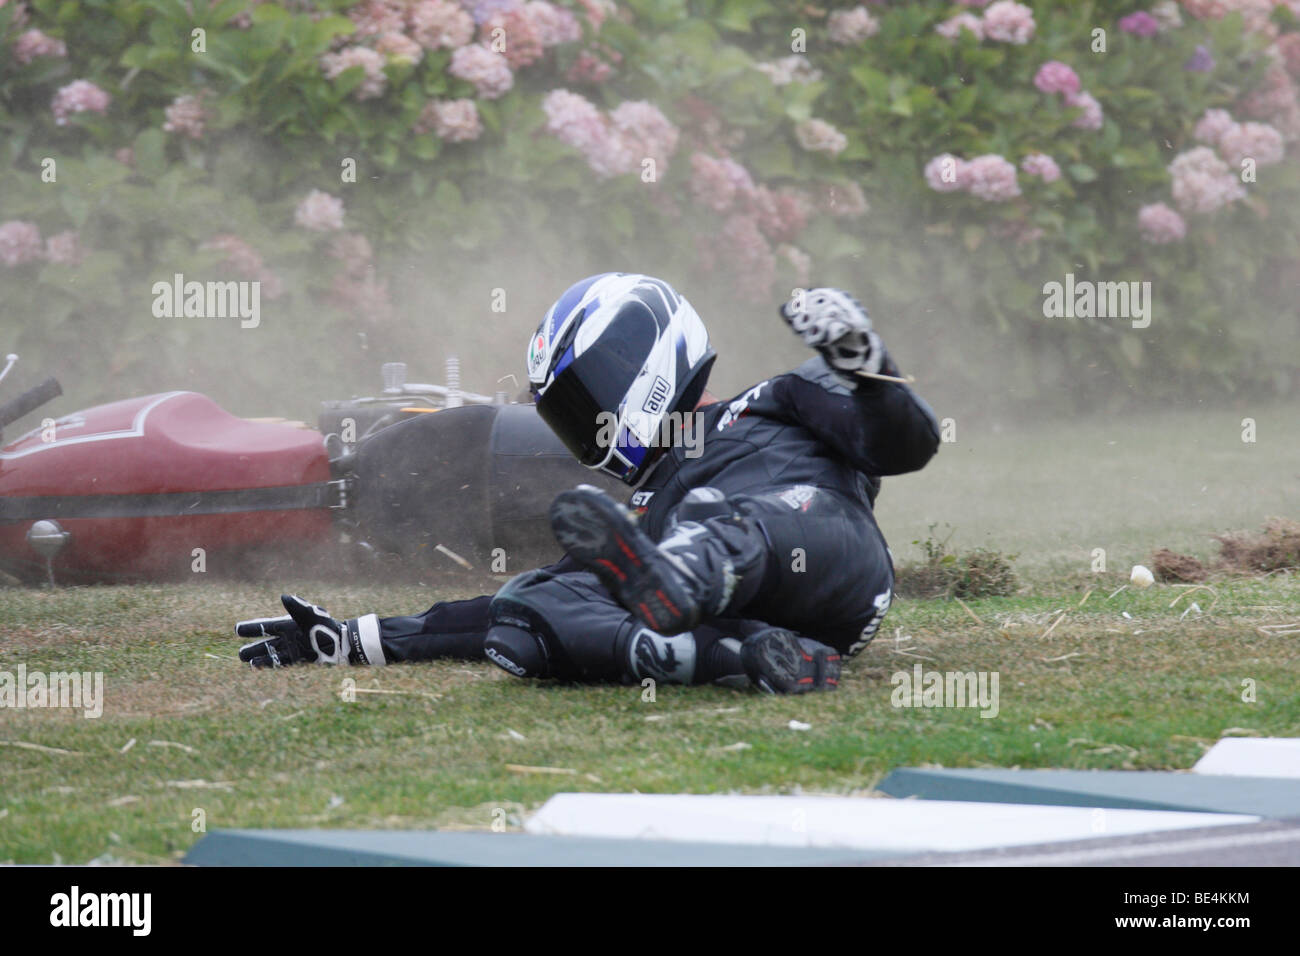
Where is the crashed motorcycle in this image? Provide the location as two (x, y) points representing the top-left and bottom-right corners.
(0, 354), (616, 585)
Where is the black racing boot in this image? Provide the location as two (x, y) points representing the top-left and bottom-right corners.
(740, 628), (841, 694)
(549, 485), (770, 636)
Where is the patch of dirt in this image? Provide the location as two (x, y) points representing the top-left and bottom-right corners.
(1151, 517), (1300, 581)
(1214, 517), (1300, 574)
(1150, 548), (1207, 583)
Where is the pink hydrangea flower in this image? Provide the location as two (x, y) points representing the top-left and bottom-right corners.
(828, 6), (880, 45)
(51, 80), (111, 126)
(13, 28), (66, 66)
(1217, 121), (1285, 166)
(541, 88), (608, 154)
(463, 0), (523, 24)
(320, 46), (388, 100)
(1274, 33), (1300, 78)
(965, 154), (1021, 201)
(924, 153), (969, 192)
(610, 100), (680, 170)
(1194, 108), (1237, 145)
(754, 55), (823, 85)
(575, 0), (614, 31)
(717, 214), (775, 302)
(794, 118), (847, 155)
(0, 221), (43, 267)
(1137, 203), (1187, 243)
(409, 0), (475, 50)
(719, 157), (758, 202)
(448, 44), (514, 98)
(1034, 61), (1081, 96)
(0, 0), (31, 29)
(981, 1), (1035, 44)
(1240, 65), (1300, 141)
(163, 94), (208, 140)
(376, 32), (424, 64)
(1020, 152), (1061, 182)
(417, 98), (483, 142)
(818, 181), (869, 217)
(1065, 90), (1104, 130)
(689, 153), (753, 212)
(1118, 11), (1160, 37)
(202, 233), (283, 298)
(330, 269), (393, 327)
(585, 133), (640, 179)
(480, 9), (544, 68)
(566, 49), (614, 84)
(523, 1), (581, 46)
(295, 190), (345, 232)
(1150, 1), (1183, 30)
(935, 12), (985, 40)
(1184, 0), (1282, 38)
(753, 187), (810, 244)
(43, 230), (81, 266)
(540, 89), (645, 177)
(328, 233), (374, 276)
(1180, 0), (1230, 19)
(349, 0), (406, 37)
(1241, 64), (1298, 119)
(1168, 147), (1247, 213)
(203, 234), (266, 278)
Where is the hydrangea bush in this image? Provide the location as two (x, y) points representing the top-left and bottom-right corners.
(1, 0), (1297, 413)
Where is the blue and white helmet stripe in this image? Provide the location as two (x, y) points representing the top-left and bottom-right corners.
(529, 273), (713, 482)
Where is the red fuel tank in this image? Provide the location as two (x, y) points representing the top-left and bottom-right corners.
(0, 391), (333, 582)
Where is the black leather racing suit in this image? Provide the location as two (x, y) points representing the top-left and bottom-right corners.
(358, 356), (940, 685)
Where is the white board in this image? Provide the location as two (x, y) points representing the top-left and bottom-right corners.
(1193, 738), (1300, 779)
(525, 793), (1257, 853)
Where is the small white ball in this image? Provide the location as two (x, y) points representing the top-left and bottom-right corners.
(1130, 565), (1155, 589)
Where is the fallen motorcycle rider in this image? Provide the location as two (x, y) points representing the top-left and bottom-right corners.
(236, 274), (940, 694)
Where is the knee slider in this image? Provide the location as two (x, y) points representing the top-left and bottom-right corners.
(673, 486), (733, 525)
(484, 624), (551, 679)
(626, 627), (697, 684)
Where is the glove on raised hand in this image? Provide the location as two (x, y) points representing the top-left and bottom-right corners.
(779, 287), (885, 380)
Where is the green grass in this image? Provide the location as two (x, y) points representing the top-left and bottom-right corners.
(877, 401), (1300, 575)
(1, 574), (1297, 864)
(1, 403), (1298, 864)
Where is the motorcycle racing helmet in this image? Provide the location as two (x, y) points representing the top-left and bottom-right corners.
(527, 273), (716, 485)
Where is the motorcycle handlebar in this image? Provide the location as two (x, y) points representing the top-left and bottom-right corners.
(0, 376), (62, 433)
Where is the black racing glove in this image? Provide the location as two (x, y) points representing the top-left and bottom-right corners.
(779, 287), (885, 381)
(236, 594), (385, 668)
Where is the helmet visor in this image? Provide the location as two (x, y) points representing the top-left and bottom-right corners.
(534, 304), (659, 467)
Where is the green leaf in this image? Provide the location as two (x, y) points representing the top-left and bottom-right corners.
(207, 0), (247, 25)
(949, 85), (977, 117)
(133, 128), (167, 179)
(251, 2), (292, 25)
(849, 63), (888, 98)
(716, 0), (770, 31)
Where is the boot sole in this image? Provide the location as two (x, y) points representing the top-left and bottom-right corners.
(741, 629), (841, 694)
(550, 487), (700, 635)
